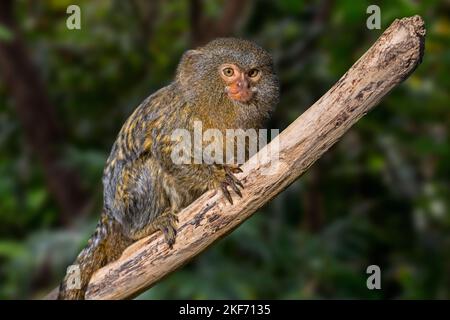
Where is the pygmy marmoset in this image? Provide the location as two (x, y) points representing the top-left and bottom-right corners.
(58, 38), (279, 299)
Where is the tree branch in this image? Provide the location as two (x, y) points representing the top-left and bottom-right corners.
(46, 15), (425, 300)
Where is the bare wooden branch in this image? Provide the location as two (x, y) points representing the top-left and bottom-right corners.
(47, 15), (425, 300)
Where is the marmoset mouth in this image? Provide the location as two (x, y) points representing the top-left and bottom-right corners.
(226, 86), (253, 102)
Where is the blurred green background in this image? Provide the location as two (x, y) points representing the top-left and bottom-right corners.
(0, 0), (449, 299)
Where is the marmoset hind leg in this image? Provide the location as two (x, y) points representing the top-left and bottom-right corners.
(112, 158), (188, 247)
(126, 209), (179, 247)
(112, 159), (244, 247)
(119, 164), (244, 245)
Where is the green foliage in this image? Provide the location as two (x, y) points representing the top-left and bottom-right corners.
(0, 0), (449, 299)
(0, 25), (13, 41)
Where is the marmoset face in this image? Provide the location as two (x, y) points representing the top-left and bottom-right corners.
(219, 63), (261, 103)
(177, 38), (279, 109)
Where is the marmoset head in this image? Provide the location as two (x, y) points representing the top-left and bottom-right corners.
(176, 38), (279, 110)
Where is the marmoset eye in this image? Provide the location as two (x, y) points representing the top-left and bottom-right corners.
(223, 67), (234, 77)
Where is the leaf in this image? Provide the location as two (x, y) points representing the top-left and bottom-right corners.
(0, 241), (26, 258)
(27, 189), (47, 211)
(0, 24), (13, 42)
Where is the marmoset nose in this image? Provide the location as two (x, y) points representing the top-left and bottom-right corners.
(237, 77), (250, 89)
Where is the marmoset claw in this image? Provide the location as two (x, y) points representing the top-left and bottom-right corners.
(220, 165), (244, 204)
(157, 212), (178, 248)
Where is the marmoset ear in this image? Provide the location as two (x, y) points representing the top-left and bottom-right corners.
(176, 49), (203, 85)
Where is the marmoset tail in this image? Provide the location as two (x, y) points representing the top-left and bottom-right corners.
(58, 38), (279, 299)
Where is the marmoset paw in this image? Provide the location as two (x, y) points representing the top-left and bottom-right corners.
(220, 165), (244, 205)
(157, 212), (178, 248)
